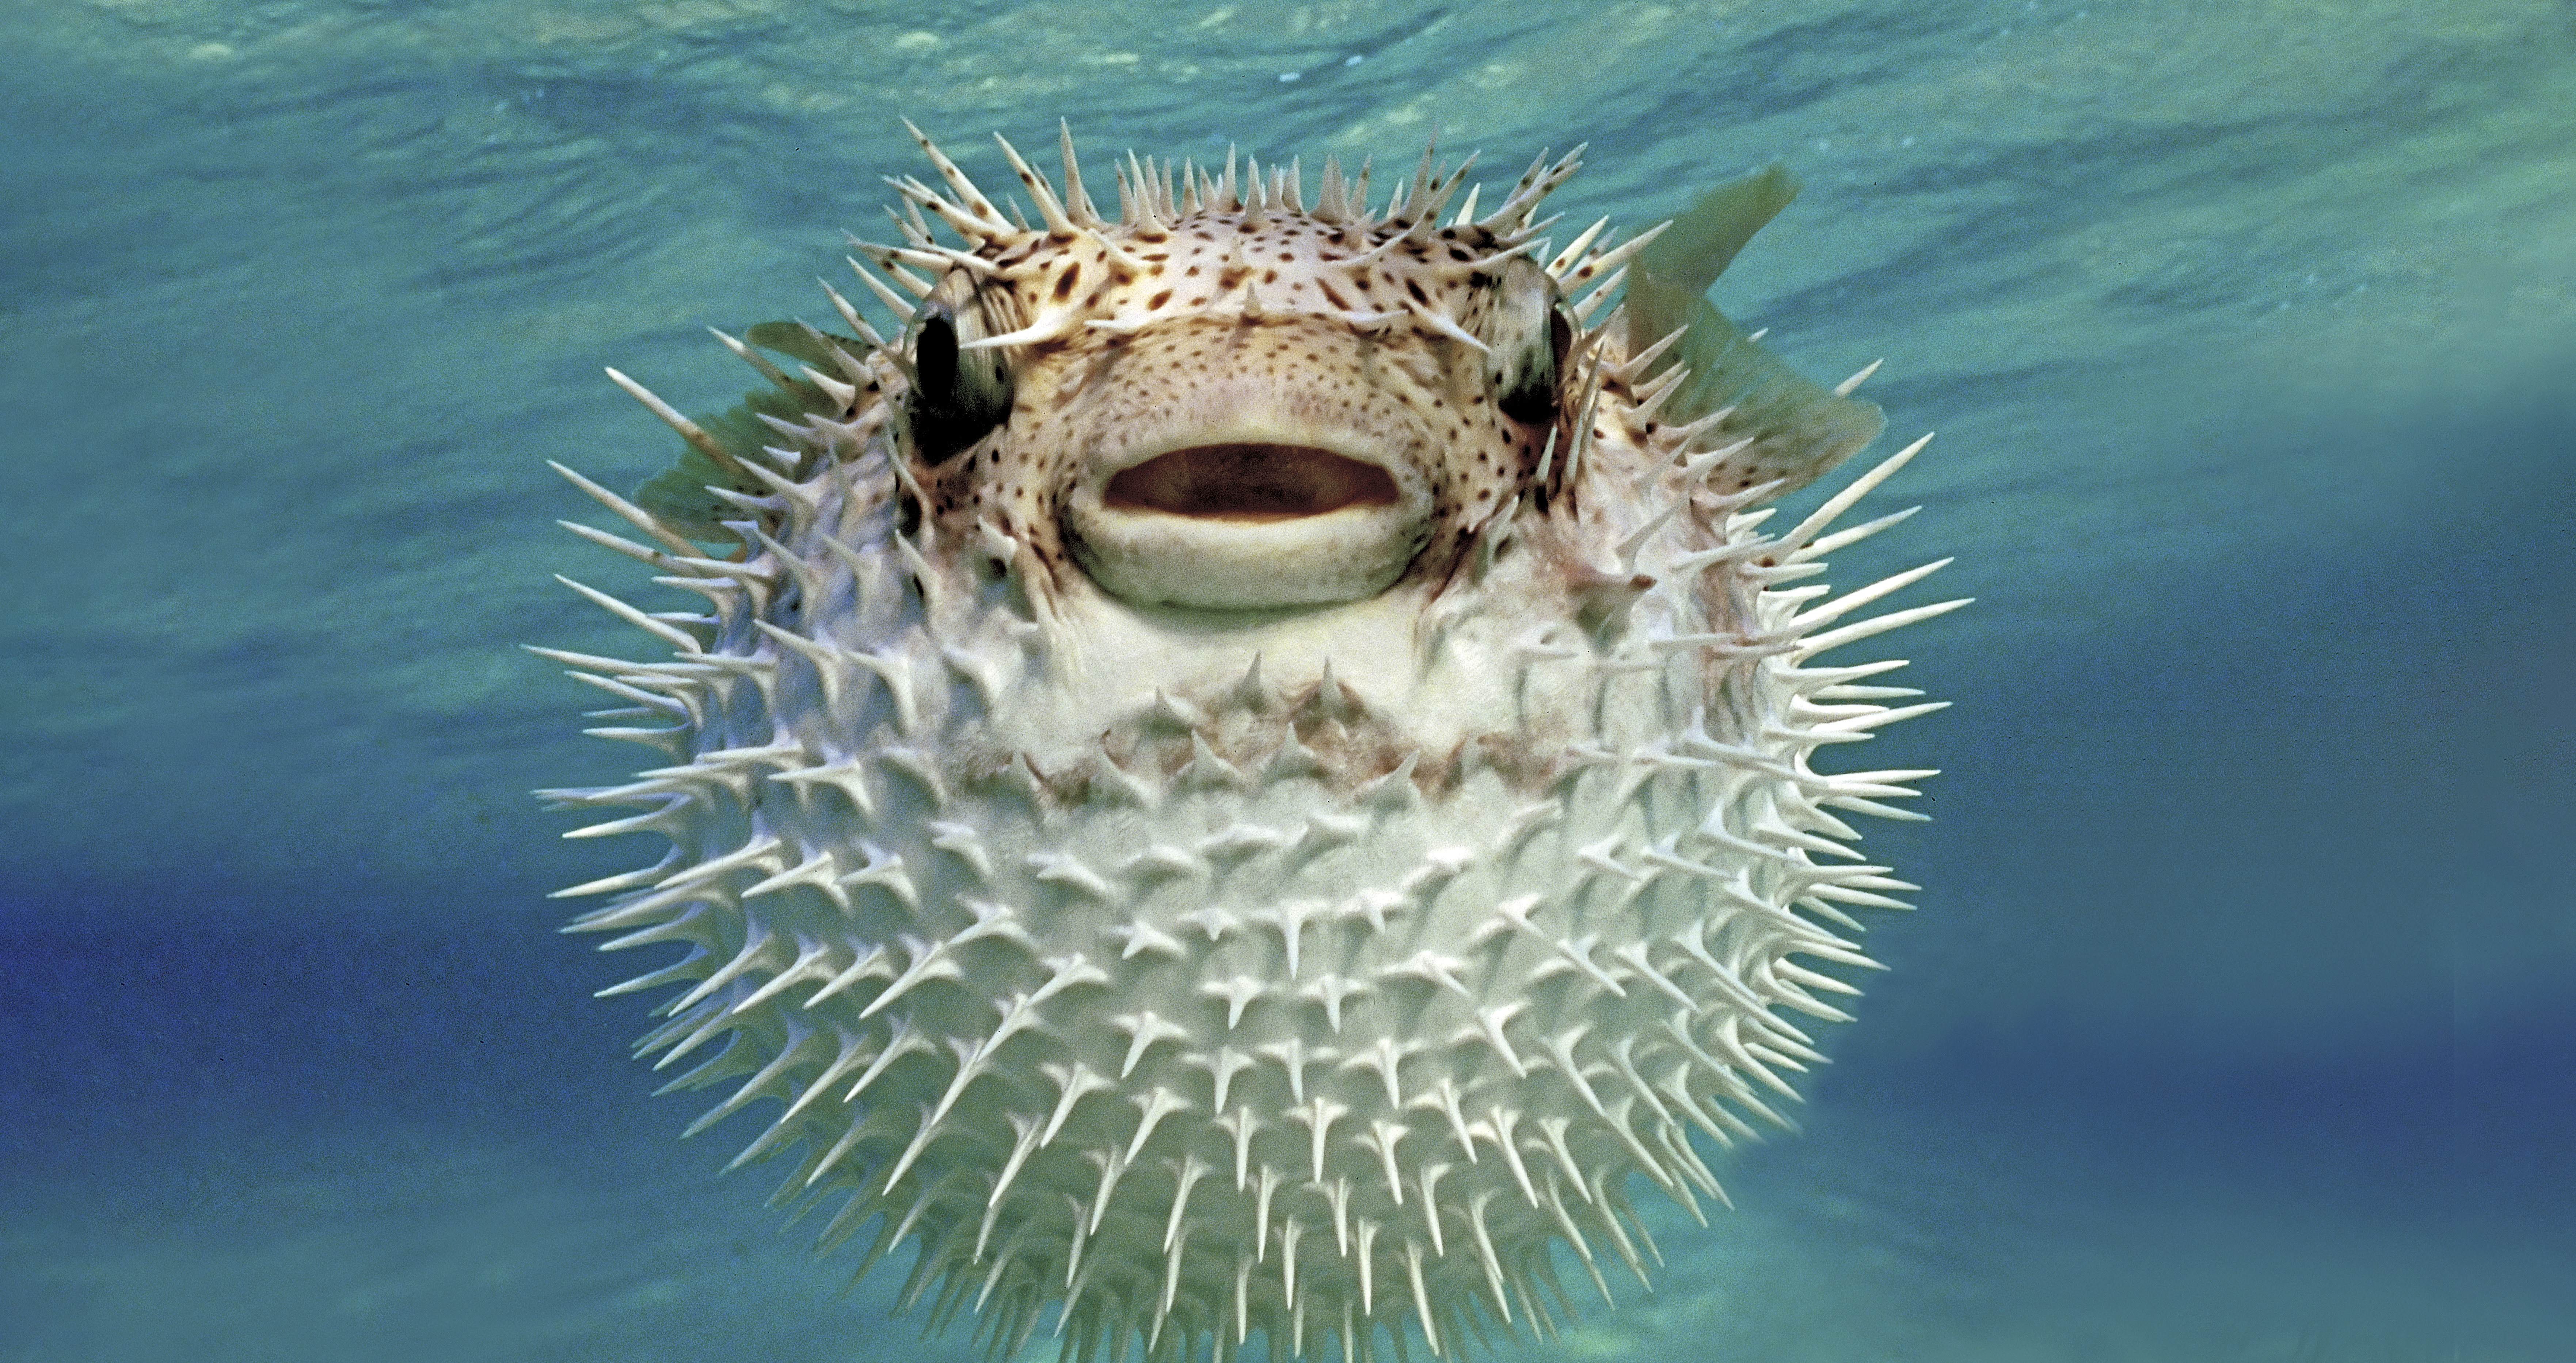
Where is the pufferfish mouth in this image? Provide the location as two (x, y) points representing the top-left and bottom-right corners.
(1064, 435), (1432, 612)
(1102, 444), (1403, 522)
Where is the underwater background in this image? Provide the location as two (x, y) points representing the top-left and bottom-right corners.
(3, 0), (2570, 1359)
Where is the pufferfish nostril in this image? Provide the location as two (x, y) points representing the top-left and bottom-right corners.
(1103, 444), (1401, 522)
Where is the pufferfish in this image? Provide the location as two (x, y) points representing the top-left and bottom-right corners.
(538, 122), (1960, 1363)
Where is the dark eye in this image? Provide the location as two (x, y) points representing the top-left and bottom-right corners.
(1497, 306), (1570, 426)
(906, 297), (1014, 466)
(1484, 257), (1568, 427)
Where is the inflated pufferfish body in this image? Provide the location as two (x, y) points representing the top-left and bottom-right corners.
(543, 124), (1960, 1363)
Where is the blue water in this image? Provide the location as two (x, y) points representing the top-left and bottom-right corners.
(4, 1), (2570, 1359)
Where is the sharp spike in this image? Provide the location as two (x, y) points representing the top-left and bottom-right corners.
(1466, 1191), (1512, 1322)
(549, 461), (707, 558)
(1451, 233), (1551, 272)
(886, 173), (1012, 244)
(604, 368), (749, 482)
(1604, 323), (1687, 383)
(1403, 296), (1491, 354)
(1564, 217), (1672, 287)
(1834, 356), (1884, 396)
(1240, 154), (1267, 230)
(1314, 153), (1347, 221)
(1126, 151), (1169, 232)
(1795, 592), (1971, 654)
(811, 280), (895, 358)
(1570, 265), (1630, 323)
(956, 311), (1080, 351)
(556, 575), (703, 652)
(1790, 504), (1922, 562)
(993, 130), (1078, 236)
(1782, 558), (1953, 634)
(901, 118), (1013, 235)
(1405, 1240), (1443, 1357)
(1482, 145), (1584, 233)
(707, 326), (796, 392)
(856, 238), (1002, 280)
(1399, 138), (1439, 222)
(1774, 432), (1934, 556)
(1057, 120), (1101, 226)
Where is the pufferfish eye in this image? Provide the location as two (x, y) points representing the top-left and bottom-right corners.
(905, 274), (1016, 467)
(1483, 255), (1572, 427)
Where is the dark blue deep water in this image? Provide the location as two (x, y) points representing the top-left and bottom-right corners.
(4, 2), (2570, 1359)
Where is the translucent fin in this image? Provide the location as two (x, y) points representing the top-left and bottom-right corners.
(1622, 164), (1884, 502)
(741, 319), (865, 372)
(633, 322), (868, 545)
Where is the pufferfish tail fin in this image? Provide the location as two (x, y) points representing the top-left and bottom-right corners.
(633, 322), (867, 546)
(1622, 163), (1886, 503)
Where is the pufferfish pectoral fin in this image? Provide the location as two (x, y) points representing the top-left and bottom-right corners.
(1624, 163), (1887, 503)
(632, 322), (872, 547)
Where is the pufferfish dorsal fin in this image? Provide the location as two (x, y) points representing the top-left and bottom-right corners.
(1623, 163), (1886, 503)
(633, 322), (868, 546)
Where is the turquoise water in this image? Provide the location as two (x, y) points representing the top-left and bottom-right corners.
(4, 1), (2571, 1359)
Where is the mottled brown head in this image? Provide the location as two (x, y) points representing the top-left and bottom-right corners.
(859, 125), (1646, 611)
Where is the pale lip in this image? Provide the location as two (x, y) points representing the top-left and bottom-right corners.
(1062, 425), (1434, 612)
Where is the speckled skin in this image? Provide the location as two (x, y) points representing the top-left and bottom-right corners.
(545, 126), (1956, 1363)
(912, 212), (1568, 589)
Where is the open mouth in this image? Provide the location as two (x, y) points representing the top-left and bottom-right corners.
(1065, 438), (1430, 611)
(1102, 444), (1402, 522)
